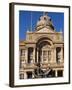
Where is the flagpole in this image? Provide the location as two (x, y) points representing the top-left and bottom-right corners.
(31, 11), (32, 31)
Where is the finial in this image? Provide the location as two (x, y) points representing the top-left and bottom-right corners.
(43, 12), (48, 16)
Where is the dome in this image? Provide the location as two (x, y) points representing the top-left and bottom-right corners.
(36, 13), (54, 31)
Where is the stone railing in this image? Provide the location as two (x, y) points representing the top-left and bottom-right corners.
(21, 62), (63, 69)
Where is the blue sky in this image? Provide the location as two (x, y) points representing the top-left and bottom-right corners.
(19, 11), (64, 40)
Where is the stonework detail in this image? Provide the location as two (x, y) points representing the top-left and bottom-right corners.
(19, 14), (64, 79)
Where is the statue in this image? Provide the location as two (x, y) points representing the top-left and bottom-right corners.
(33, 62), (53, 78)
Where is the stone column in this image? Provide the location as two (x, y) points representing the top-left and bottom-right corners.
(55, 70), (57, 77)
(63, 70), (64, 77)
(53, 48), (56, 63)
(33, 47), (35, 63)
(46, 50), (50, 63)
(25, 48), (28, 63)
(24, 72), (27, 79)
(42, 50), (43, 63)
(61, 47), (63, 63)
(19, 50), (21, 57)
(32, 71), (35, 79)
(37, 48), (38, 63)
(50, 49), (53, 63)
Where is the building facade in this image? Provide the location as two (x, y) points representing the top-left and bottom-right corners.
(19, 13), (64, 79)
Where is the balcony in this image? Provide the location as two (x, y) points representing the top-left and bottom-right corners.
(20, 62), (64, 70)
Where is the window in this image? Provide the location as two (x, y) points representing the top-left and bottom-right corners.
(27, 72), (32, 79)
(22, 49), (25, 56)
(43, 51), (47, 61)
(20, 73), (24, 79)
(57, 70), (63, 77)
(52, 70), (55, 77)
(43, 51), (47, 56)
(20, 50), (26, 67)
(43, 50), (51, 62)
(28, 48), (33, 63)
(20, 60), (24, 68)
(20, 57), (26, 68)
(48, 51), (51, 61)
(56, 47), (61, 63)
(21, 49), (25, 56)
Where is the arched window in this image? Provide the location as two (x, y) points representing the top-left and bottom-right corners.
(36, 37), (53, 63)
